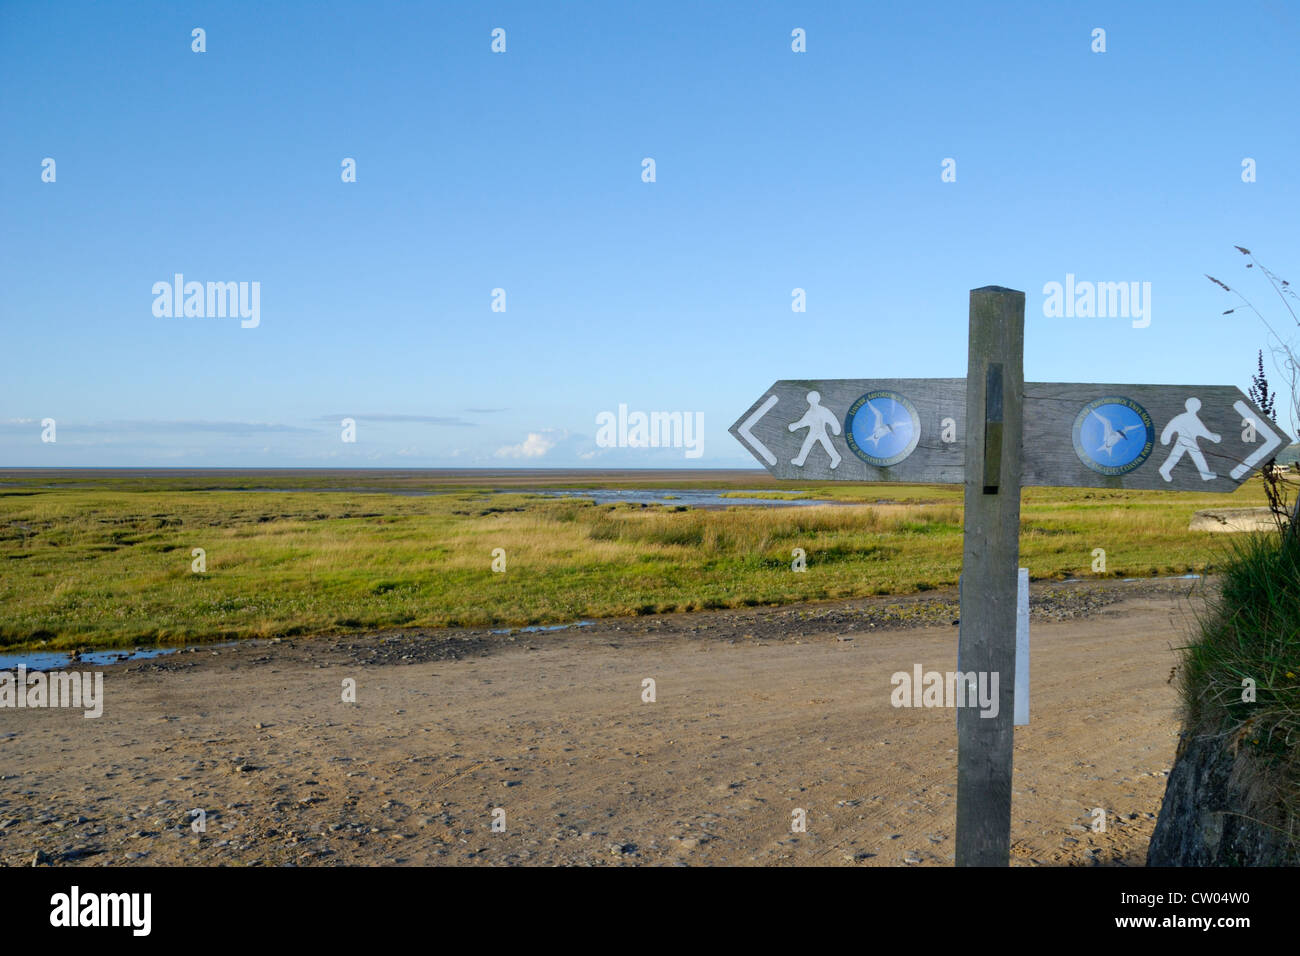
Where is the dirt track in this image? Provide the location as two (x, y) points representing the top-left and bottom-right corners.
(0, 579), (1204, 866)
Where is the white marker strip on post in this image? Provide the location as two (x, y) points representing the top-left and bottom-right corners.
(1014, 567), (1029, 726)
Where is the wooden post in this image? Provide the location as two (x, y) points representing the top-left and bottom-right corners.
(956, 286), (1024, 866)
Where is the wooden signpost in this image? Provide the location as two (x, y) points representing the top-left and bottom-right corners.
(730, 285), (1292, 866)
(956, 287), (1023, 866)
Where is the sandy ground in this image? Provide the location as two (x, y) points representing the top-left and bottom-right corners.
(0, 580), (1204, 867)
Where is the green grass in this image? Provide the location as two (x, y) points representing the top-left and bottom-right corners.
(0, 475), (1271, 651)
(1179, 529), (1300, 845)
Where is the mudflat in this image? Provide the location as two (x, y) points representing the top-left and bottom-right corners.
(0, 579), (1202, 866)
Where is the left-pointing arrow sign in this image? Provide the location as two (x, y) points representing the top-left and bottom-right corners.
(736, 394), (779, 466)
(729, 378), (969, 482)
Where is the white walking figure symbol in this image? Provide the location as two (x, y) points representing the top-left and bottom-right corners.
(789, 391), (841, 469)
(1158, 397), (1221, 482)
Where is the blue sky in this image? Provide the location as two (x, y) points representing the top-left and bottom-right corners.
(3, 0), (1298, 467)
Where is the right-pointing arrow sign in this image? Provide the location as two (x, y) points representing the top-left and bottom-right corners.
(1230, 399), (1284, 481)
(1020, 383), (1291, 492)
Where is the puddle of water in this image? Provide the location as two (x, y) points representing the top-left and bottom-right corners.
(490, 621), (595, 636)
(1060, 574), (1203, 584)
(526, 489), (830, 507)
(194, 487), (832, 507)
(14, 483), (836, 508)
(217, 487), (441, 497)
(0, 643), (236, 672)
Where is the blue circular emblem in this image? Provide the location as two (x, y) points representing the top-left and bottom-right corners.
(1072, 397), (1155, 475)
(845, 390), (921, 467)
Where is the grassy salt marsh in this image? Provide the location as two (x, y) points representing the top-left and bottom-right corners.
(0, 471), (1268, 650)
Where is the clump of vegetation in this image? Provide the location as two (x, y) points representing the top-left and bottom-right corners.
(1179, 530), (1300, 848)
(1208, 247), (1300, 533)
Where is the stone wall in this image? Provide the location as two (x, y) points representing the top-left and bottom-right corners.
(1148, 730), (1297, 866)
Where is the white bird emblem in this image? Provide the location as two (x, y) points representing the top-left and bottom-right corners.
(1091, 409), (1144, 457)
(866, 402), (908, 448)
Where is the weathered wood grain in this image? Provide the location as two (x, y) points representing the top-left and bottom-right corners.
(956, 286), (1023, 867)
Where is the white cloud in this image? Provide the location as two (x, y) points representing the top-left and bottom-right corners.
(495, 431), (558, 459)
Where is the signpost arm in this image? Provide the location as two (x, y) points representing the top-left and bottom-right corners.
(956, 286), (1024, 866)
